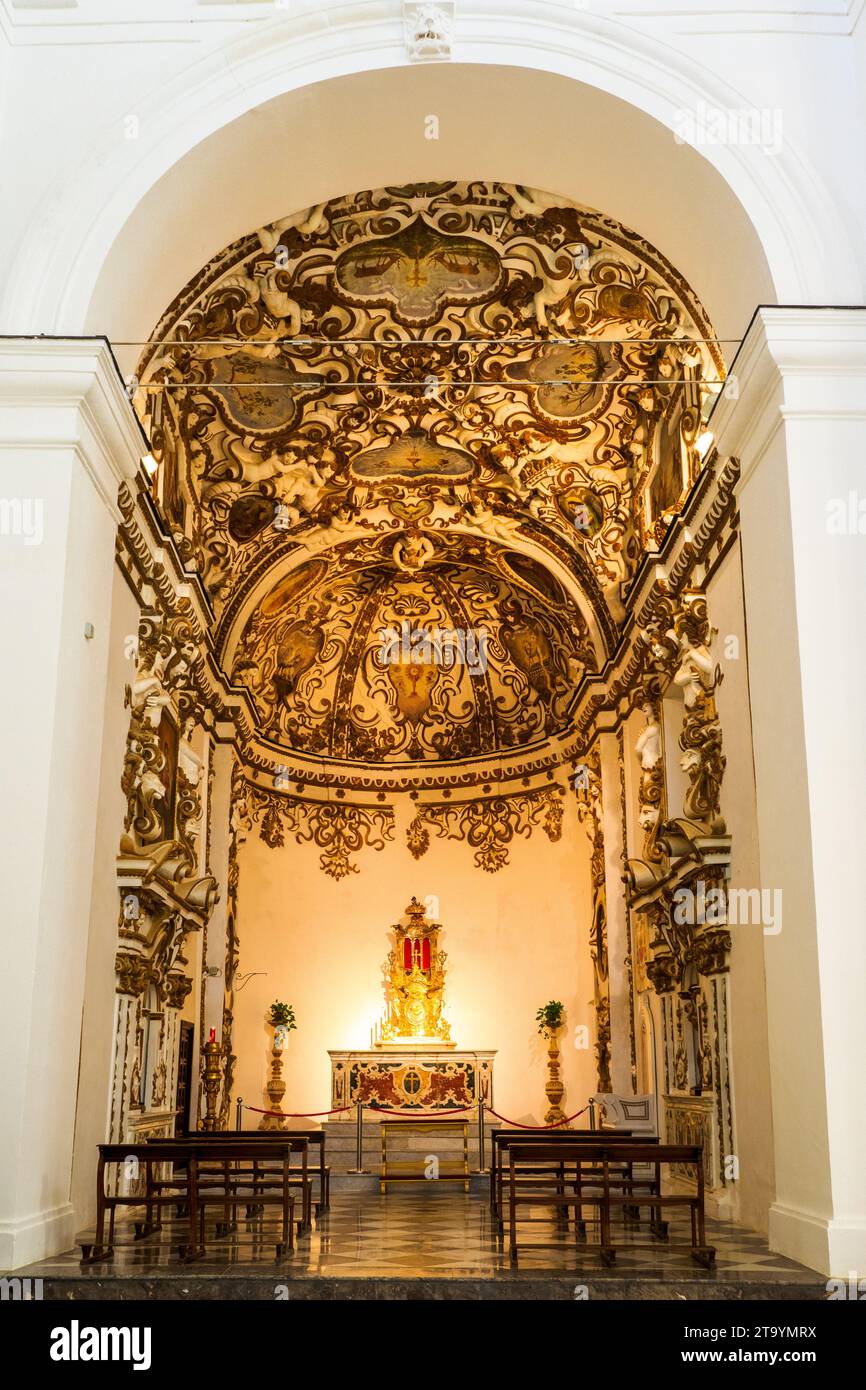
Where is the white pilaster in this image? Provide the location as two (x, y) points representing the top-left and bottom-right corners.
(0, 340), (142, 1267)
(713, 307), (866, 1277)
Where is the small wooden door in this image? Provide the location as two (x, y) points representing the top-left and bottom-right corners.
(174, 1021), (194, 1136)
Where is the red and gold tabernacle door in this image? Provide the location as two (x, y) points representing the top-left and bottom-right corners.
(379, 896), (450, 1046)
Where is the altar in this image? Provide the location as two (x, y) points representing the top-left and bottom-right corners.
(329, 1048), (495, 1115)
(329, 896), (495, 1115)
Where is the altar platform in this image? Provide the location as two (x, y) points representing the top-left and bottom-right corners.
(15, 1189), (827, 1302)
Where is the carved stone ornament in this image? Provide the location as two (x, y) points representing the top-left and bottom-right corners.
(403, 0), (454, 62)
(242, 779), (396, 880)
(407, 785), (564, 873)
(115, 951), (150, 998)
(119, 611), (218, 914)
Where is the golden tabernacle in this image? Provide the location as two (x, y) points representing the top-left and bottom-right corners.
(379, 896), (451, 1047)
(329, 895), (496, 1113)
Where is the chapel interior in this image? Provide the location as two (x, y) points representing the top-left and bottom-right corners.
(2, 3), (864, 1309)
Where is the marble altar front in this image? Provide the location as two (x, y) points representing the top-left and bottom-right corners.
(329, 1049), (495, 1115)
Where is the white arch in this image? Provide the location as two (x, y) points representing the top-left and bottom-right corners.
(1, 2), (859, 345)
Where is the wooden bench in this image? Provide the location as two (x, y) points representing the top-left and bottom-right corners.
(80, 1139), (297, 1264)
(191, 1129), (330, 1214)
(507, 1142), (715, 1269)
(148, 1133), (316, 1233)
(491, 1129), (650, 1220)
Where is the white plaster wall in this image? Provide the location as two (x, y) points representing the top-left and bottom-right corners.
(0, 435), (129, 1265)
(1, 2), (864, 347)
(231, 792), (597, 1126)
(69, 566), (140, 1229)
(707, 538), (775, 1234)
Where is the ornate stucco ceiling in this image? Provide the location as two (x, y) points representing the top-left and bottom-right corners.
(233, 545), (594, 764)
(135, 181), (720, 784)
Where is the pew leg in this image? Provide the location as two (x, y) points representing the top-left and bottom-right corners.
(650, 1203), (668, 1238)
(276, 1192), (294, 1260)
(81, 1191), (114, 1266)
(650, 1194), (669, 1240)
(599, 1189), (615, 1266)
(572, 1184), (587, 1240)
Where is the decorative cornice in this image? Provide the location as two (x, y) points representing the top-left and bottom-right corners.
(710, 307), (866, 489)
(0, 337), (144, 520)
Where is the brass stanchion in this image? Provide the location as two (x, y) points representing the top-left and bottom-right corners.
(477, 1098), (486, 1173)
(348, 1101), (367, 1173)
(235, 1096), (243, 1130)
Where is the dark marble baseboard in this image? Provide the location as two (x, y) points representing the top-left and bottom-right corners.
(29, 1272), (829, 1301)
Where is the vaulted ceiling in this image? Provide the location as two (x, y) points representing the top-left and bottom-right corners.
(136, 181), (720, 783)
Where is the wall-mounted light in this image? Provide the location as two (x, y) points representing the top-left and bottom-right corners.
(695, 430), (715, 460)
(141, 453), (159, 476)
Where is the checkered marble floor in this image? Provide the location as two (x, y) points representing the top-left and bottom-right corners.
(19, 1187), (824, 1292)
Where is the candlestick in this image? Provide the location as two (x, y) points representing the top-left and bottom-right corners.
(201, 1034), (222, 1132)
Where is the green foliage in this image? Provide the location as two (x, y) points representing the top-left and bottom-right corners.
(267, 1001), (297, 1030)
(535, 1000), (564, 1036)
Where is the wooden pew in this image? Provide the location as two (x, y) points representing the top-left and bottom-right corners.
(506, 1142), (715, 1268)
(491, 1129), (651, 1220)
(80, 1139), (297, 1264)
(189, 1129), (329, 1214)
(146, 1134), (312, 1235)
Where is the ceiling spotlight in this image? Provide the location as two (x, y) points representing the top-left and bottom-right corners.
(695, 430), (714, 460)
(142, 452), (159, 476)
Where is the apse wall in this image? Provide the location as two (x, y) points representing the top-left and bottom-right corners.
(231, 793), (596, 1127)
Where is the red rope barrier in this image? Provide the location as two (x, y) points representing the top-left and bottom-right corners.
(243, 1104), (352, 1118)
(484, 1104), (590, 1130)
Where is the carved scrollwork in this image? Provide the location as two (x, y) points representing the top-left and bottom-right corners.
(242, 779), (396, 880)
(115, 951), (150, 997)
(407, 785), (564, 873)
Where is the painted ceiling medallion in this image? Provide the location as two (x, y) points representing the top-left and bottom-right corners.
(351, 431), (475, 481)
(335, 217), (501, 322)
(206, 353), (321, 433)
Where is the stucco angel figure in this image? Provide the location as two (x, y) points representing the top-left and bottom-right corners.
(130, 654), (172, 727)
(392, 532), (435, 573)
(635, 701), (662, 771)
(463, 496), (517, 544)
(273, 456), (327, 529)
(256, 204), (327, 253)
(671, 629), (717, 709)
(298, 505), (357, 553)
